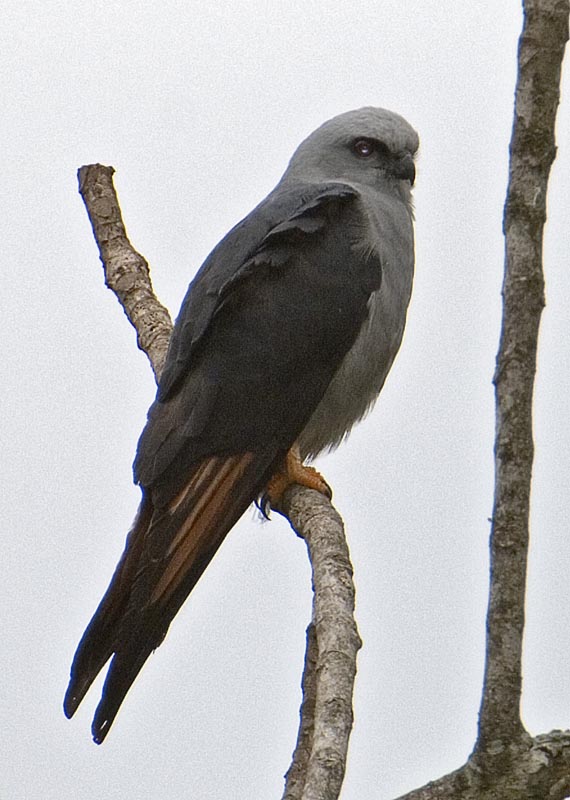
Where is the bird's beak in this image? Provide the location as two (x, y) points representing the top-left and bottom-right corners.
(393, 153), (416, 186)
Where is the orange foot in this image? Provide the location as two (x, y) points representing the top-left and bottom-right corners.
(266, 443), (332, 507)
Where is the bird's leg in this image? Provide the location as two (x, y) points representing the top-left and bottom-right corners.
(266, 442), (332, 506)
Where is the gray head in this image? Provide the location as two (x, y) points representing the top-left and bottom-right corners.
(280, 107), (419, 194)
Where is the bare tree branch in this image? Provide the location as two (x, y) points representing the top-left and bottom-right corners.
(78, 164), (173, 382)
(475, 0), (569, 757)
(78, 165), (360, 800)
(281, 488), (362, 800)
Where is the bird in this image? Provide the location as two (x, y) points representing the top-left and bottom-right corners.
(64, 106), (418, 743)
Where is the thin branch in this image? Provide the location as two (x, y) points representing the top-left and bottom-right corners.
(79, 165), (360, 800)
(281, 488), (362, 800)
(78, 164), (173, 381)
(475, 0), (569, 756)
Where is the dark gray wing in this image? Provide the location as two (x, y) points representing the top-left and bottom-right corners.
(157, 182), (370, 401)
(136, 181), (382, 499)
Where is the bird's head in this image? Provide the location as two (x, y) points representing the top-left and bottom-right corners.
(280, 106), (419, 200)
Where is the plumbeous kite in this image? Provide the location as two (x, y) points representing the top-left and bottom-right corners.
(64, 107), (419, 743)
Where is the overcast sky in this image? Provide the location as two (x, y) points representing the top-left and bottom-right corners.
(2, 2), (569, 799)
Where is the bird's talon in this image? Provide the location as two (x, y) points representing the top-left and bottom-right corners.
(266, 445), (332, 506)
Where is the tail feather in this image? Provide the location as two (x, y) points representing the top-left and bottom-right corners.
(64, 449), (280, 743)
(63, 498), (153, 719)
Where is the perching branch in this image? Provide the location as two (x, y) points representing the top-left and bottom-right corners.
(281, 488), (362, 800)
(78, 164), (360, 800)
(78, 165), (173, 381)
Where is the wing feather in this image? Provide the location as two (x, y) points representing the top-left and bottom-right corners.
(67, 448), (279, 743)
(153, 454), (255, 603)
(63, 498), (153, 718)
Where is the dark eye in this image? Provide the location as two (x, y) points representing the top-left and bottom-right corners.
(351, 138), (376, 158)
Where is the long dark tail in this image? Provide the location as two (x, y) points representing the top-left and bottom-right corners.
(64, 449), (279, 743)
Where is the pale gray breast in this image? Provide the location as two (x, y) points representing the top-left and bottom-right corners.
(298, 185), (415, 459)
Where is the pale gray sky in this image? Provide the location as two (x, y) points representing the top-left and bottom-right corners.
(2, 2), (569, 798)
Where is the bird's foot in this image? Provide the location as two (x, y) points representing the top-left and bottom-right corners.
(266, 444), (332, 508)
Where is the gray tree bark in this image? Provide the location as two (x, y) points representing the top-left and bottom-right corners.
(77, 1), (568, 797)
(396, 0), (570, 797)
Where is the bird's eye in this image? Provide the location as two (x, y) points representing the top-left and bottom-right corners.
(351, 138), (376, 158)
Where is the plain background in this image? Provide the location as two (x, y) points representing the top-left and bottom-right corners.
(2, 2), (569, 798)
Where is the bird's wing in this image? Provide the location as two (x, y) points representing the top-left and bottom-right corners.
(156, 181), (367, 401)
(64, 180), (383, 741)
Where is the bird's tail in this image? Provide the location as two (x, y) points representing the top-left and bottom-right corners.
(64, 449), (280, 743)
(63, 498), (153, 721)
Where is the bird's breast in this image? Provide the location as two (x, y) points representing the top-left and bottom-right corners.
(298, 197), (414, 459)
